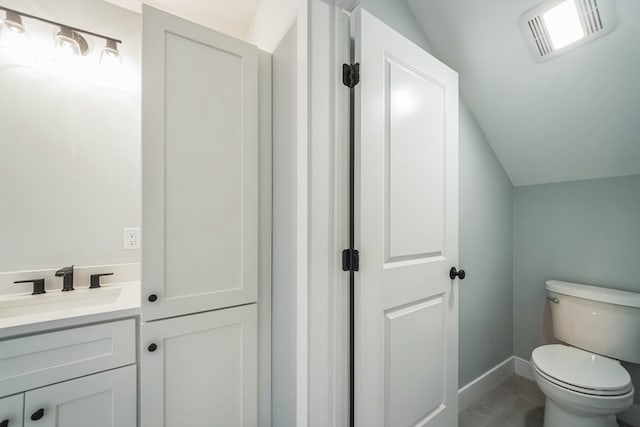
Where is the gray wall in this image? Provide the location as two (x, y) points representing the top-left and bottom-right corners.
(272, 24), (297, 427)
(514, 175), (640, 402)
(458, 103), (514, 387)
(361, 0), (515, 388)
(0, 0), (141, 272)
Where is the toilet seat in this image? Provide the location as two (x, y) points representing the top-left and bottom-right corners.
(531, 345), (632, 396)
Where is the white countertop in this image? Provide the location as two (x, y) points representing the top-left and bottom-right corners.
(0, 281), (140, 339)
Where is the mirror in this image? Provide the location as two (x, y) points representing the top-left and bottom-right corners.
(0, 0), (141, 273)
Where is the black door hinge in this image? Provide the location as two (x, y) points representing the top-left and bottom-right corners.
(342, 248), (360, 272)
(343, 63), (360, 88)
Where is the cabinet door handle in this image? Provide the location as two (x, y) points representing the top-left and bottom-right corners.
(148, 343), (158, 352)
(30, 408), (45, 421)
(1, 419), (9, 427)
(148, 294), (158, 302)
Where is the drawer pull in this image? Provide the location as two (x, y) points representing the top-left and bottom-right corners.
(148, 294), (158, 302)
(1, 419), (9, 427)
(148, 343), (158, 352)
(31, 408), (45, 421)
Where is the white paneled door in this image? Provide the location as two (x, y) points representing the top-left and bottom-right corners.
(354, 10), (460, 427)
(142, 5), (258, 321)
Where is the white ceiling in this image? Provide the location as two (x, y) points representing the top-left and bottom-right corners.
(407, 0), (640, 186)
(105, 0), (260, 40)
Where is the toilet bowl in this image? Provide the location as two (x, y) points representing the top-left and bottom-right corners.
(531, 280), (640, 427)
(531, 344), (633, 427)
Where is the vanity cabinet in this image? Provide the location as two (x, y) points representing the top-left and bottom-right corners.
(0, 319), (137, 427)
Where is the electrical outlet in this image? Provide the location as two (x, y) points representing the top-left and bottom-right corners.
(124, 227), (141, 250)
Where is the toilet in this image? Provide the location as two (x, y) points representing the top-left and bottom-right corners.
(531, 280), (640, 427)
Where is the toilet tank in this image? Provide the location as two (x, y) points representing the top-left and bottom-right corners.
(546, 280), (640, 364)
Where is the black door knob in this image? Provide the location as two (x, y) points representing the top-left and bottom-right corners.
(1, 419), (9, 427)
(30, 408), (45, 421)
(148, 294), (158, 302)
(148, 343), (158, 352)
(449, 267), (466, 280)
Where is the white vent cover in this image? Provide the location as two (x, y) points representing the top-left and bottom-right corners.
(519, 0), (617, 62)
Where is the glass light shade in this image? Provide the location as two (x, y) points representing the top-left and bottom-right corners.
(52, 27), (89, 76)
(0, 11), (33, 64)
(98, 39), (125, 85)
(54, 27), (82, 59)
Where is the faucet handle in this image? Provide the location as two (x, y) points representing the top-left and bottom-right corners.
(90, 273), (114, 289)
(14, 279), (46, 295)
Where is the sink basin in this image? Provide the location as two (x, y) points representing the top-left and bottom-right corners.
(0, 282), (139, 338)
(0, 286), (122, 319)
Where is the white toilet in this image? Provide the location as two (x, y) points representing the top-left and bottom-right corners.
(531, 280), (640, 427)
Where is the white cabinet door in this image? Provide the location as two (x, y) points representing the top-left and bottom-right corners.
(23, 365), (136, 427)
(354, 10), (459, 427)
(0, 394), (23, 427)
(142, 5), (259, 321)
(140, 304), (257, 427)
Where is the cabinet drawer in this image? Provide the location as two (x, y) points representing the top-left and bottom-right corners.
(0, 319), (135, 397)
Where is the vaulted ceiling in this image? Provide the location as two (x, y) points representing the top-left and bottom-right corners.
(105, 0), (260, 40)
(407, 0), (640, 186)
(103, 0), (640, 186)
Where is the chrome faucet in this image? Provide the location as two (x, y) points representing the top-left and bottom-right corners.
(55, 265), (74, 291)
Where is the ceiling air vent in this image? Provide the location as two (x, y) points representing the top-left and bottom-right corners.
(576, 0), (604, 34)
(519, 0), (617, 62)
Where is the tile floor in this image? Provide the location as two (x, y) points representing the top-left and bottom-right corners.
(458, 375), (633, 427)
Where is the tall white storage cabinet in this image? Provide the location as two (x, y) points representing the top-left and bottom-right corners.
(141, 6), (265, 427)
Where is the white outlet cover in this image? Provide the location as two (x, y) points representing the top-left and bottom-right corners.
(124, 227), (141, 249)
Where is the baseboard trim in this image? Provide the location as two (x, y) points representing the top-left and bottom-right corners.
(514, 356), (535, 381)
(458, 357), (515, 411)
(619, 403), (640, 426)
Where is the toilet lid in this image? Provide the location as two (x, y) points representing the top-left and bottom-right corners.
(531, 345), (632, 392)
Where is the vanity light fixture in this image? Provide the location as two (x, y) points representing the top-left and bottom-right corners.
(0, 5), (123, 74)
(519, 0), (617, 62)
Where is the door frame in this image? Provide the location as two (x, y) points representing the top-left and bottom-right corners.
(295, 1), (358, 426)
